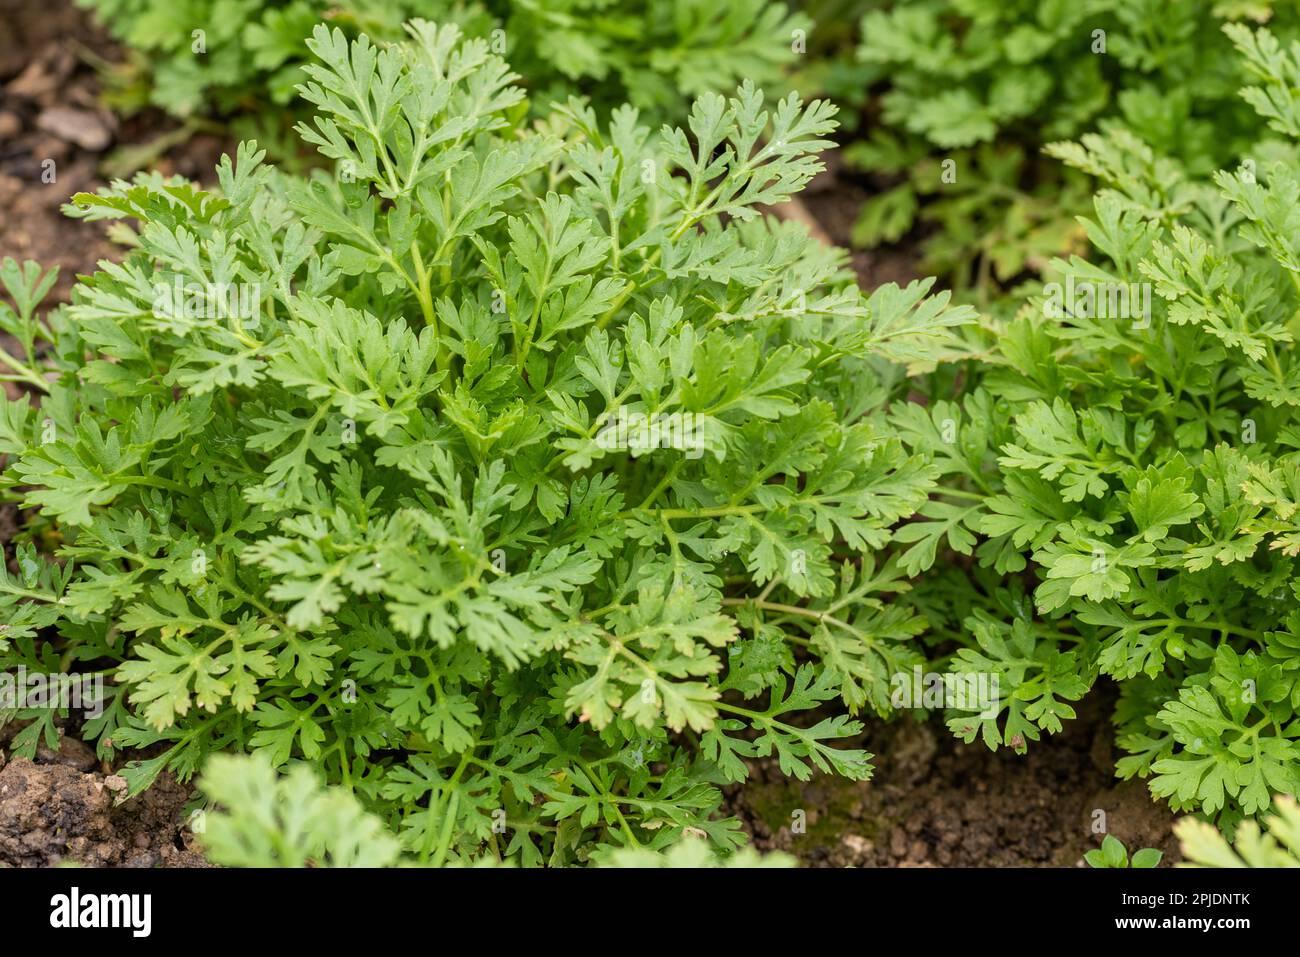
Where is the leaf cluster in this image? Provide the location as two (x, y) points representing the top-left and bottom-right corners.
(838, 0), (1300, 297)
(898, 24), (1300, 833)
(78, 0), (807, 126)
(0, 20), (970, 864)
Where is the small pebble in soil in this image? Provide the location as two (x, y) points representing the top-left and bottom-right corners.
(36, 106), (112, 151)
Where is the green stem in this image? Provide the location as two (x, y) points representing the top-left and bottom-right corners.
(0, 347), (49, 392)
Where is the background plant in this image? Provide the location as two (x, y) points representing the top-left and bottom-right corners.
(0, 20), (972, 864)
(79, 0), (807, 126)
(195, 751), (796, 866)
(836, 0), (1300, 305)
(894, 24), (1300, 835)
(1177, 794), (1300, 867)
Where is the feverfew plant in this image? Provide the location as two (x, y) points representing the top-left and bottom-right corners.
(842, 0), (1300, 299)
(78, 0), (808, 123)
(0, 21), (972, 864)
(896, 25), (1300, 833)
(1176, 794), (1300, 867)
(195, 752), (795, 866)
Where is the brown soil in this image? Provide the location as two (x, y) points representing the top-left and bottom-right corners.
(0, 730), (207, 867)
(802, 150), (922, 289)
(725, 692), (1179, 867)
(0, 0), (118, 306)
(0, 1), (117, 585)
(0, 0), (226, 309)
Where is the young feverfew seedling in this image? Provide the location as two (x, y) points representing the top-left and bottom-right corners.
(1084, 834), (1161, 869)
(0, 20), (972, 864)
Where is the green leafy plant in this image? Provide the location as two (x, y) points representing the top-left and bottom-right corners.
(1084, 833), (1162, 868)
(1176, 794), (1300, 867)
(197, 752), (405, 866)
(0, 20), (972, 865)
(841, 0), (1300, 301)
(78, 0), (807, 125)
(196, 752), (794, 866)
(896, 23), (1300, 834)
